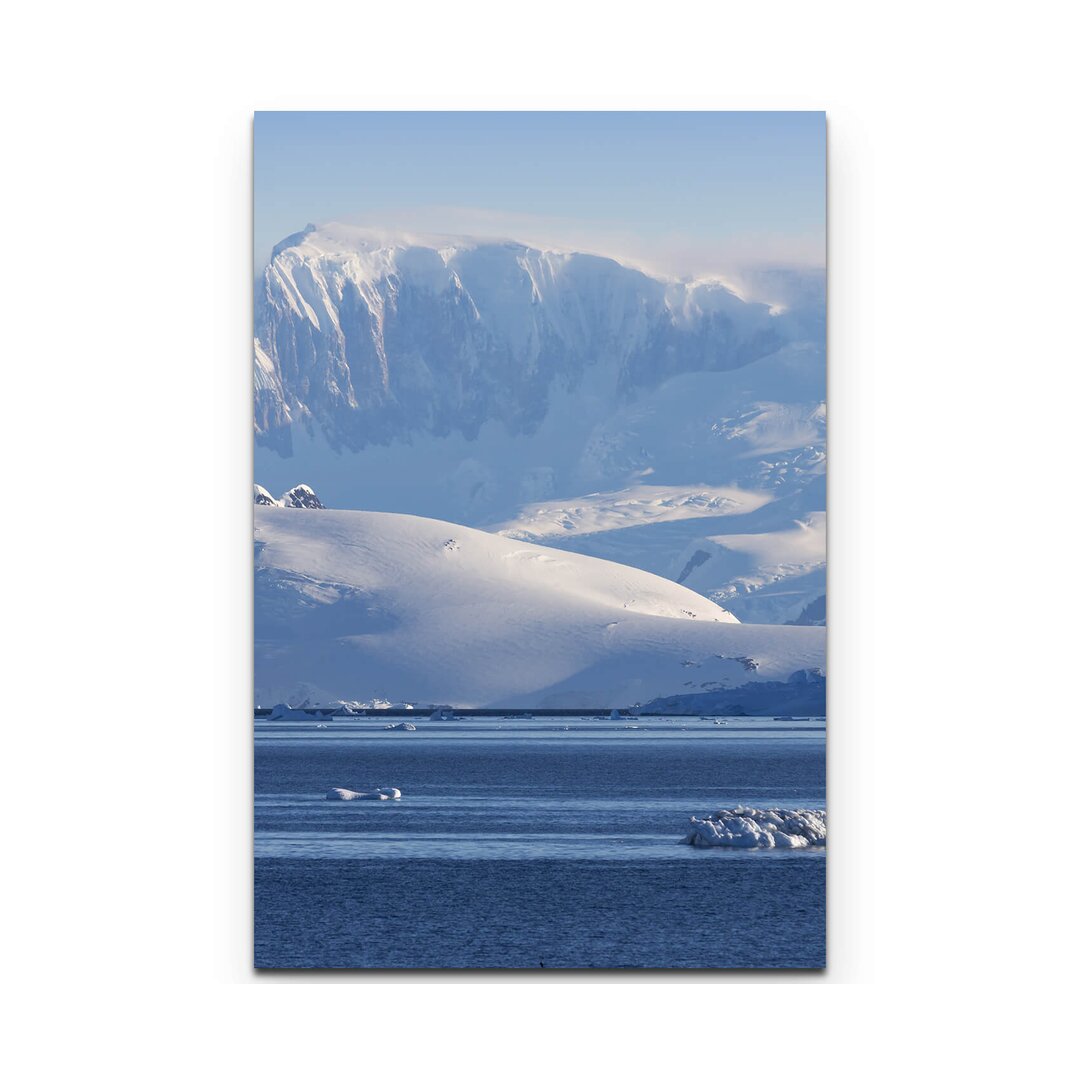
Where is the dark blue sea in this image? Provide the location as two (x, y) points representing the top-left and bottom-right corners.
(254, 716), (825, 969)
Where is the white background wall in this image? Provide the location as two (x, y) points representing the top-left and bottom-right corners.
(2, 1), (1075, 1075)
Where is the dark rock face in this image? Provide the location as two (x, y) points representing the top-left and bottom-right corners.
(644, 669), (825, 716)
(787, 594), (826, 626)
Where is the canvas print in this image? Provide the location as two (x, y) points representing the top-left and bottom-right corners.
(254, 111), (826, 968)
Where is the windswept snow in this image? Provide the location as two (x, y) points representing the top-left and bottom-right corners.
(254, 505), (824, 708)
(682, 807), (826, 849)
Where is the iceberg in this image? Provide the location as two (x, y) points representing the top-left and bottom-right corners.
(325, 786), (402, 801)
(384, 722), (417, 731)
(267, 702), (317, 721)
(682, 806), (826, 849)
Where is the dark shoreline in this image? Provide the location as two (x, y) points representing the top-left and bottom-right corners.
(258, 707), (655, 719)
(255, 707), (823, 720)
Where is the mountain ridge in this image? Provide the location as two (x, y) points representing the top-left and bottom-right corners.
(255, 223), (802, 456)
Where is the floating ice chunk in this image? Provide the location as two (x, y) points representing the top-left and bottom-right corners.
(326, 786), (402, 801)
(384, 722), (417, 731)
(682, 806), (825, 848)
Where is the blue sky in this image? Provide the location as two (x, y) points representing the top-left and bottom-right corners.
(254, 112), (824, 277)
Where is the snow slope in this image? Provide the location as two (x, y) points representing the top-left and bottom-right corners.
(493, 484), (771, 542)
(254, 506), (824, 709)
(493, 483), (825, 625)
(669, 512), (826, 624)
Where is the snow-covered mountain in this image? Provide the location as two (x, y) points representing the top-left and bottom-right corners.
(253, 483), (325, 509)
(254, 505), (824, 709)
(255, 223), (792, 454)
(254, 224), (825, 625)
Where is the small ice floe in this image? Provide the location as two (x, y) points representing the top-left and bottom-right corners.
(326, 786), (402, 801)
(712, 719), (727, 726)
(682, 807), (826, 849)
(384, 722), (417, 731)
(314, 723), (330, 729)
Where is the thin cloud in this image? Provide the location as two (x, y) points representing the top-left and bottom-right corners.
(324, 205), (824, 281)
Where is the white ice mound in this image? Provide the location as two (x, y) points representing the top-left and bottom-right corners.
(682, 806), (826, 849)
(384, 722), (417, 731)
(326, 786), (402, 801)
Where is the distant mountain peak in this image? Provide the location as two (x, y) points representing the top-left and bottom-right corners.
(270, 223), (317, 261)
(254, 483), (325, 509)
(280, 484), (324, 509)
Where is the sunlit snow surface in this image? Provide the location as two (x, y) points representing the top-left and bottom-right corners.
(254, 505), (825, 708)
(493, 484), (771, 541)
